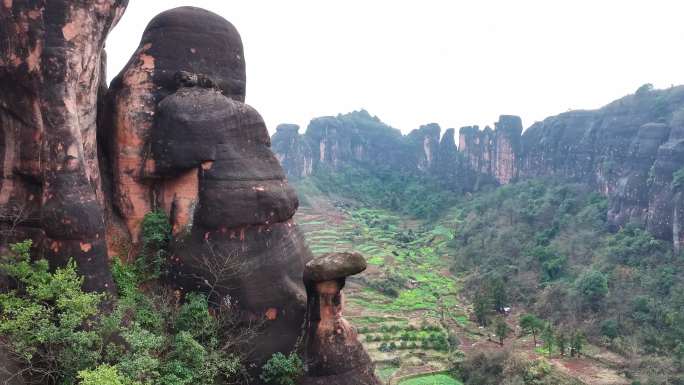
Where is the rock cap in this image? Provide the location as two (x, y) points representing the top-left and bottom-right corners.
(304, 252), (367, 282)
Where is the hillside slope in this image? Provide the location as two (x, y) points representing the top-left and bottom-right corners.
(273, 86), (684, 250)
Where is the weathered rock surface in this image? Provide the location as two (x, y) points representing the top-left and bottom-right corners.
(517, 87), (684, 246)
(102, 6), (313, 367)
(303, 252), (366, 282)
(301, 253), (380, 385)
(272, 124), (313, 179)
(273, 88), (684, 248)
(271, 110), (470, 183)
(2, 3), (367, 380)
(0, 0), (128, 293)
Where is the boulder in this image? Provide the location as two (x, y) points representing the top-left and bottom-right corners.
(303, 252), (366, 282)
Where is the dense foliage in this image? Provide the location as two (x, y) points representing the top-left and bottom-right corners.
(450, 179), (684, 382)
(305, 165), (456, 220)
(259, 352), (303, 385)
(0, 213), (251, 385)
(137, 210), (173, 279)
(0, 240), (104, 383)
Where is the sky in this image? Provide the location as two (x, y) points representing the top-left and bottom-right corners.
(106, 0), (684, 135)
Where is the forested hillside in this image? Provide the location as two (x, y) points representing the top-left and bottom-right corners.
(292, 165), (684, 385)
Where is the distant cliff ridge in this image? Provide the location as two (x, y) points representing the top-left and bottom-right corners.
(272, 86), (684, 250)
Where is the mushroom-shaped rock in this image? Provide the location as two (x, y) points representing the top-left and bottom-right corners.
(301, 253), (380, 385)
(303, 252), (367, 282)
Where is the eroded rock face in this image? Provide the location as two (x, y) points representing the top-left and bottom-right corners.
(301, 253), (380, 385)
(103, 6), (312, 365)
(519, 88), (684, 243)
(0, 0), (127, 292)
(274, 88), (684, 248)
(272, 124), (314, 179)
(458, 115), (522, 184)
(104, 6), (247, 243)
(270, 111), (476, 190)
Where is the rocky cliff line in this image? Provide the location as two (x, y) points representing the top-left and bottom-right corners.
(272, 87), (684, 251)
(1, 3), (377, 384)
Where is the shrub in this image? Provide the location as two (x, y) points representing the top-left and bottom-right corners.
(576, 270), (608, 311)
(137, 210), (172, 278)
(175, 293), (217, 341)
(600, 319), (620, 340)
(0, 240), (104, 383)
(78, 365), (126, 385)
(260, 352), (303, 385)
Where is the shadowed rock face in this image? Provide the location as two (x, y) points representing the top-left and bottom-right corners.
(274, 90), (684, 249)
(517, 88), (684, 246)
(104, 6), (247, 243)
(272, 124), (313, 179)
(272, 110), (437, 179)
(0, 0), (128, 293)
(104, 5), (312, 367)
(302, 253), (380, 385)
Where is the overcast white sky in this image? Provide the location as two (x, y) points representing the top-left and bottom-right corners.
(106, 1), (684, 135)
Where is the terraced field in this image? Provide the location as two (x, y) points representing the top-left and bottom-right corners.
(294, 191), (468, 383)
(293, 182), (636, 385)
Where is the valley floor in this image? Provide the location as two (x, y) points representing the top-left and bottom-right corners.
(294, 191), (631, 385)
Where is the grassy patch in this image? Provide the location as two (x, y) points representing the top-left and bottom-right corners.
(398, 373), (462, 385)
(376, 365), (400, 381)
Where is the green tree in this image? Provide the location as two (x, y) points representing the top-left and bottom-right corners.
(78, 365), (126, 385)
(260, 352), (303, 385)
(570, 331), (585, 357)
(494, 317), (510, 346)
(600, 318), (619, 340)
(473, 290), (490, 326)
(576, 269), (608, 311)
(541, 323), (555, 356)
(519, 314), (544, 347)
(0, 240), (104, 383)
(489, 277), (507, 313)
(635, 83), (654, 95)
(137, 210), (172, 278)
(556, 331), (568, 356)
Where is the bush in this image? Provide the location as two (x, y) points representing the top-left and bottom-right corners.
(600, 319), (620, 340)
(0, 239), (247, 385)
(0, 240), (104, 383)
(78, 365), (126, 385)
(175, 293), (217, 341)
(576, 270), (608, 310)
(260, 352), (303, 385)
(137, 210), (172, 278)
